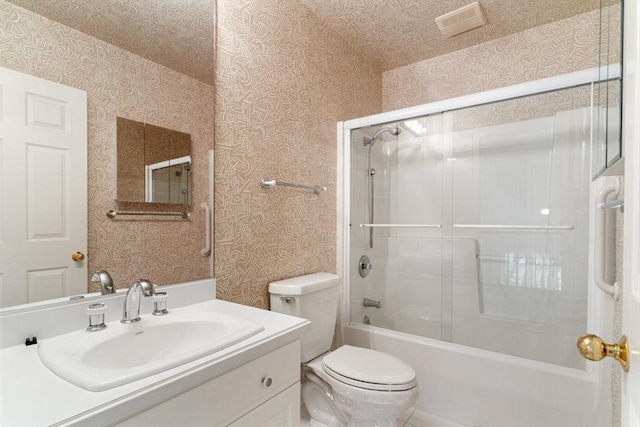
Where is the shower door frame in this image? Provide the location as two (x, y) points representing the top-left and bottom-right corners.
(336, 64), (620, 422)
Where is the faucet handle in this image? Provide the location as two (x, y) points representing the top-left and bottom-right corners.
(152, 292), (169, 316)
(86, 303), (107, 331)
(137, 279), (155, 296)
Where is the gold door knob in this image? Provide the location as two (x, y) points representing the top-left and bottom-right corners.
(71, 251), (85, 262)
(577, 334), (629, 372)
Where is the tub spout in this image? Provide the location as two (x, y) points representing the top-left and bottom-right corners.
(363, 298), (382, 309)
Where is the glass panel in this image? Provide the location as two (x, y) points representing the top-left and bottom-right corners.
(349, 84), (593, 369)
(593, 0), (623, 177)
(592, 81), (608, 177)
(450, 85), (592, 369)
(349, 116), (445, 338)
(604, 0), (622, 167)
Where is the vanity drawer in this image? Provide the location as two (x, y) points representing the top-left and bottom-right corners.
(116, 340), (300, 427)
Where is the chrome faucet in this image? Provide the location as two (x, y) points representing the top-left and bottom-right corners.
(90, 271), (115, 295)
(121, 279), (155, 323)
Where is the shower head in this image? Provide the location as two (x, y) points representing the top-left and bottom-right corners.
(364, 126), (401, 147)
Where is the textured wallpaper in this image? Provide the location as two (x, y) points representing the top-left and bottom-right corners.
(382, 8), (602, 111)
(0, 0), (214, 291)
(5, 0), (215, 85)
(116, 118), (146, 203)
(299, 0), (599, 71)
(214, 0), (382, 309)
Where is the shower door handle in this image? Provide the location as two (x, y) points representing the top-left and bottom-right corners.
(594, 178), (621, 300)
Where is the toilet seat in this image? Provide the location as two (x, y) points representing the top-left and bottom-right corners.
(321, 345), (417, 391)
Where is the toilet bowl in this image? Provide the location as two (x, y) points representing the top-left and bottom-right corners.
(304, 346), (418, 427)
(269, 273), (419, 427)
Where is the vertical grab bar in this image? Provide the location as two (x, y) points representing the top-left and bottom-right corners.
(594, 179), (620, 300)
(201, 202), (211, 257)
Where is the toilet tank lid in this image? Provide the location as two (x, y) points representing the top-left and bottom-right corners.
(269, 272), (340, 296)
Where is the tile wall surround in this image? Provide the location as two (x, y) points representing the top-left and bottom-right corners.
(0, 0), (214, 291)
(214, 0), (382, 308)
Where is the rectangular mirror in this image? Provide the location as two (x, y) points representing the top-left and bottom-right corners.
(117, 118), (192, 204)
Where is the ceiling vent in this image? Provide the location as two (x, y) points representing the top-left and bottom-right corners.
(435, 1), (487, 38)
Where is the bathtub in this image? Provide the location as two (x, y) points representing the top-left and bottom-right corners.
(342, 322), (611, 427)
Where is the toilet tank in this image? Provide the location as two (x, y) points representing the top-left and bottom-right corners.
(269, 272), (340, 363)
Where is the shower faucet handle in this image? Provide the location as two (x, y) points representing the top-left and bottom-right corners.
(359, 255), (372, 277)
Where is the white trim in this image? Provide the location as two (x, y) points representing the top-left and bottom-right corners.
(621, 0), (640, 423)
(208, 149), (215, 277)
(343, 64), (620, 131)
(336, 121), (347, 347)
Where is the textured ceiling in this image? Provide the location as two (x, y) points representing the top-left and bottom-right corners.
(5, 0), (215, 85)
(6, 0), (601, 81)
(298, 0), (601, 71)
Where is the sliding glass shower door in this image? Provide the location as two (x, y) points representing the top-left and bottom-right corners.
(350, 83), (593, 369)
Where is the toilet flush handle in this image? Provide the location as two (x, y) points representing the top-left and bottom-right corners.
(280, 297), (295, 304)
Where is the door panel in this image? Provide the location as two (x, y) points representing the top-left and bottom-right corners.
(0, 67), (87, 307)
(622, 0), (640, 424)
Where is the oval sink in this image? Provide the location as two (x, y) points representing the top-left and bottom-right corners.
(37, 306), (264, 391)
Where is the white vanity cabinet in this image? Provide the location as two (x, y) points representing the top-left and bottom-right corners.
(115, 340), (301, 427)
(228, 382), (300, 427)
(0, 284), (310, 427)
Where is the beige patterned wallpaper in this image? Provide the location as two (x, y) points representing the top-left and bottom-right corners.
(214, 0), (382, 309)
(0, 0), (214, 291)
(116, 118), (146, 203)
(299, 0), (599, 71)
(5, 0), (215, 85)
(382, 8), (602, 111)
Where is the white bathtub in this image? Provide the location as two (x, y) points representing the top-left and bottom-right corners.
(342, 323), (611, 427)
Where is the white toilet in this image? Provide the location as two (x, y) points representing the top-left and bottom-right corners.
(269, 272), (418, 427)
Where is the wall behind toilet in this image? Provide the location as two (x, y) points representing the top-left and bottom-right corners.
(214, 0), (382, 308)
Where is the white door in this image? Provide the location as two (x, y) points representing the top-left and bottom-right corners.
(0, 67), (87, 307)
(622, 0), (640, 424)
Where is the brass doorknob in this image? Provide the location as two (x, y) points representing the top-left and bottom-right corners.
(577, 334), (629, 372)
(71, 251), (85, 262)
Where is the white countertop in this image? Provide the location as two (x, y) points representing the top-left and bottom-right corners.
(0, 297), (309, 426)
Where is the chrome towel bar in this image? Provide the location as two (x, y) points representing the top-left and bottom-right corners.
(453, 224), (574, 230)
(598, 198), (624, 212)
(106, 210), (189, 219)
(359, 224), (442, 228)
(261, 178), (326, 194)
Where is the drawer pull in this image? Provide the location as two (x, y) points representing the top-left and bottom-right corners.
(262, 376), (273, 387)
